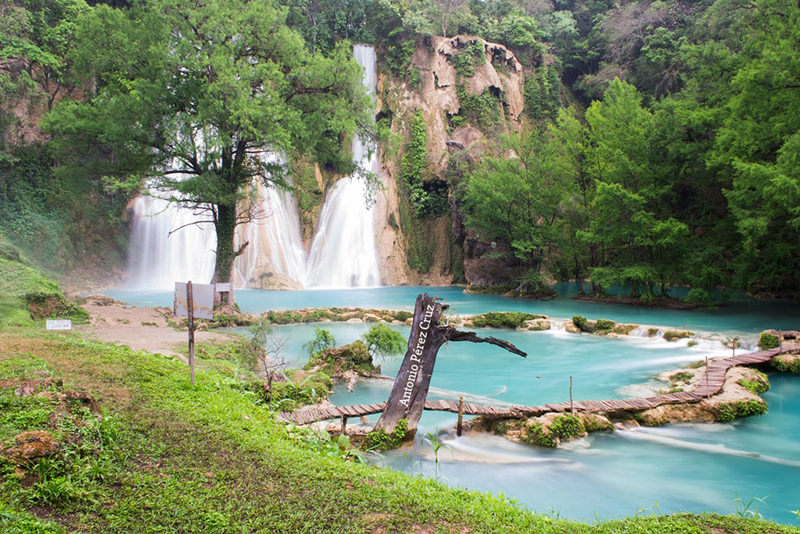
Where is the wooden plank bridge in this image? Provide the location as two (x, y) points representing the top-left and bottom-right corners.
(280, 344), (799, 426)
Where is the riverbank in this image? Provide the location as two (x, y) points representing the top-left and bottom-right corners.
(2, 327), (798, 533)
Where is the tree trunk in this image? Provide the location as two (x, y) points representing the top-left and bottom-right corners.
(212, 202), (237, 301)
(373, 293), (526, 439)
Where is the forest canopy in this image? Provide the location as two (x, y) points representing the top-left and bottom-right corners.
(1, 0), (798, 299)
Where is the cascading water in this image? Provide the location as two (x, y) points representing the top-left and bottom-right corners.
(126, 194), (216, 290)
(305, 44), (382, 288)
(127, 44), (382, 290)
(234, 178), (308, 289)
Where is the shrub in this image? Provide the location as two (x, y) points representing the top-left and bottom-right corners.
(594, 319), (616, 332)
(364, 419), (408, 451)
(758, 332), (780, 349)
(572, 315), (594, 333)
(521, 422), (556, 448)
(363, 323), (406, 359)
(663, 330), (693, 342)
(738, 373), (770, 395)
(717, 400), (767, 422)
(772, 356), (800, 375)
(548, 414), (584, 440)
(472, 312), (545, 329)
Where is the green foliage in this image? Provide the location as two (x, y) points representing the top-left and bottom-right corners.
(305, 340), (375, 377)
(738, 372), (770, 395)
(758, 333), (780, 350)
(717, 400), (768, 423)
(525, 64), (561, 120)
(671, 372), (694, 384)
(456, 85), (502, 129)
(362, 323), (406, 359)
(548, 414), (584, 440)
(521, 422), (556, 448)
(594, 319), (616, 332)
(44, 0), (372, 284)
(364, 419), (408, 451)
(450, 40), (484, 78)
(771, 356), (800, 375)
(265, 373), (333, 411)
(400, 112), (430, 217)
(571, 315), (593, 333)
(464, 130), (567, 286)
(471, 312), (545, 329)
(303, 327), (337, 358)
(663, 330), (694, 342)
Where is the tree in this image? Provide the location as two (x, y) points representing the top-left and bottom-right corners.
(0, 0), (89, 152)
(362, 323), (406, 359)
(463, 129), (570, 291)
(303, 327), (336, 358)
(44, 0), (373, 293)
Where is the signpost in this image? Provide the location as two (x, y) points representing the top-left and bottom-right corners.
(174, 281), (215, 385)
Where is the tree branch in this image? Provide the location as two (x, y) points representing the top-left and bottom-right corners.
(441, 327), (527, 357)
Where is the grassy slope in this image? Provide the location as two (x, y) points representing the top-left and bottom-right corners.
(1, 328), (798, 533)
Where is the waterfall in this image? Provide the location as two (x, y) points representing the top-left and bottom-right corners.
(126, 44), (382, 290)
(306, 44), (381, 288)
(233, 179), (308, 289)
(126, 194), (217, 289)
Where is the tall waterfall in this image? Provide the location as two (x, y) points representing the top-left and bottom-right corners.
(233, 180), (308, 289)
(126, 194), (217, 289)
(126, 44), (381, 290)
(306, 44), (381, 288)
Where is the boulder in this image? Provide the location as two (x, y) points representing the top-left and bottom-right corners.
(2, 431), (60, 465)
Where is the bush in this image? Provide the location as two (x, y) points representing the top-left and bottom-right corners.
(521, 422), (556, 448)
(548, 414), (583, 440)
(772, 356), (800, 375)
(472, 312), (545, 329)
(572, 315), (593, 333)
(594, 319), (616, 332)
(364, 419), (408, 451)
(758, 332), (780, 349)
(717, 400), (767, 422)
(663, 330), (693, 342)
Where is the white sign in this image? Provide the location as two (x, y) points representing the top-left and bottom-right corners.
(46, 319), (72, 331)
(174, 282), (215, 320)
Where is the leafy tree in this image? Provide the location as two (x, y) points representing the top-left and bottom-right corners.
(44, 0), (373, 292)
(0, 0), (89, 153)
(303, 327), (336, 358)
(463, 129), (570, 289)
(362, 323), (407, 359)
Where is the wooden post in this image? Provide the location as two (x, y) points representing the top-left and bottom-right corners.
(341, 416), (348, 435)
(569, 376), (574, 415)
(456, 396), (464, 437)
(373, 293), (525, 440)
(705, 356), (709, 399)
(187, 281), (195, 386)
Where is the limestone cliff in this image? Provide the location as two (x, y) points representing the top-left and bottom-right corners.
(375, 36), (526, 286)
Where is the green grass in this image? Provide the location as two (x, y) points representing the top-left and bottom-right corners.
(0, 330), (798, 533)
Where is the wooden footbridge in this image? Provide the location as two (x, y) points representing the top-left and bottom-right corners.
(280, 344), (799, 426)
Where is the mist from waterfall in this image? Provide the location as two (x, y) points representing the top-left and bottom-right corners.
(126, 194), (217, 289)
(126, 44), (381, 290)
(306, 44), (381, 288)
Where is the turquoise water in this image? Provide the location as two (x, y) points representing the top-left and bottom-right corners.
(108, 286), (800, 524)
(106, 284), (800, 334)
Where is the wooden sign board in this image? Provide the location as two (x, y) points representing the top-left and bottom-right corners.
(46, 319), (72, 331)
(174, 282), (214, 320)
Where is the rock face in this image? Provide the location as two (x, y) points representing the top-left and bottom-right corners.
(375, 36), (526, 286)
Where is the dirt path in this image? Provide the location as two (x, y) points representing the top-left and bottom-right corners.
(75, 295), (237, 361)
